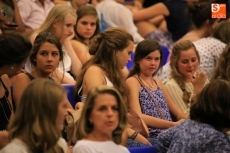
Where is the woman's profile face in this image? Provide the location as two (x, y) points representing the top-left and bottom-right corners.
(89, 93), (119, 135)
(117, 41), (134, 69)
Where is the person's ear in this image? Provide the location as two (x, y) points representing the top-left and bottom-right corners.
(53, 19), (59, 28)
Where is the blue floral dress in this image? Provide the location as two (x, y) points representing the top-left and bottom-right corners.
(157, 119), (230, 153)
(139, 85), (172, 137)
(127, 79), (172, 147)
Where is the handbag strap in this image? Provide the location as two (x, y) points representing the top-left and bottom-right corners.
(135, 76), (166, 120)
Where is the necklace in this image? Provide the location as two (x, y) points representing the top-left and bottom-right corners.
(138, 75), (155, 88)
(0, 94), (13, 122)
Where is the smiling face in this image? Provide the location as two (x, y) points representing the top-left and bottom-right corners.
(89, 93), (119, 135)
(117, 41), (134, 69)
(35, 42), (60, 74)
(76, 15), (97, 41)
(177, 48), (200, 80)
(138, 50), (161, 76)
(53, 14), (76, 42)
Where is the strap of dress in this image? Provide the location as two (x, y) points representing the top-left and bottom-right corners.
(134, 76), (166, 120)
(25, 72), (35, 81)
(0, 77), (9, 98)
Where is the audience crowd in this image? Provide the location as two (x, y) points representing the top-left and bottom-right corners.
(0, 0), (230, 152)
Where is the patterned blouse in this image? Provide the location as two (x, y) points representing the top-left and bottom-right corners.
(139, 84), (172, 137)
(157, 119), (230, 153)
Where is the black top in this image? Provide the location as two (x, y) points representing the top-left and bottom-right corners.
(0, 78), (11, 130)
(163, 0), (192, 41)
(25, 72), (54, 81)
(143, 0), (165, 8)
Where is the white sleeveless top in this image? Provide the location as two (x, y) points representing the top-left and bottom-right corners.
(58, 47), (73, 80)
(78, 74), (113, 102)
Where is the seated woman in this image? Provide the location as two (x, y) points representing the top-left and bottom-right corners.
(75, 27), (133, 105)
(72, 85), (129, 153)
(0, 31), (32, 149)
(157, 79), (230, 152)
(156, 20), (230, 82)
(0, 79), (69, 153)
(71, 5), (100, 64)
(13, 32), (73, 109)
(164, 40), (208, 114)
(75, 27), (151, 146)
(131, 0), (193, 48)
(126, 39), (187, 147)
(179, 2), (219, 42)
(28, 4), (82, 84)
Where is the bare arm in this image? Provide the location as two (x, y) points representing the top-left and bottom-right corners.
(133, 3), (169, 22)
(83, 66), (106, 94)
(71, 40), (91, 64)
(63, 38), (82, 78)
(121, 127), (151, 147)
(12, 73), (31, 107)
(156, 78), (188, 120)
(126, 77), (179, 129)
(51, 69), (76, 84)
(127, 128), (151, 146)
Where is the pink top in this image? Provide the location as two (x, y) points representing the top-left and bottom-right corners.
(17, 0), (54, 30)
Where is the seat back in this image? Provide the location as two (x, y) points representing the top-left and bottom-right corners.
(128, 146), (157, 153)
(62, 84), (75, 108)
(126, 52), (135, 70)
(161, 45), (170, 66)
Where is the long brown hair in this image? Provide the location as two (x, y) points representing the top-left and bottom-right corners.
(8, 79), (66, 153)
(190, 79), (230, 131)
(75, 27), (134, 102)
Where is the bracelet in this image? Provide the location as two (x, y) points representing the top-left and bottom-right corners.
(129, 131), (138, 140)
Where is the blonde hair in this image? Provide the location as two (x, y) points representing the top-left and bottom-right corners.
(73, 85), (127, 144)
(34, 4), (76, 35)
(170, 40), (200, 104)
(8, 79), (66, 153)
